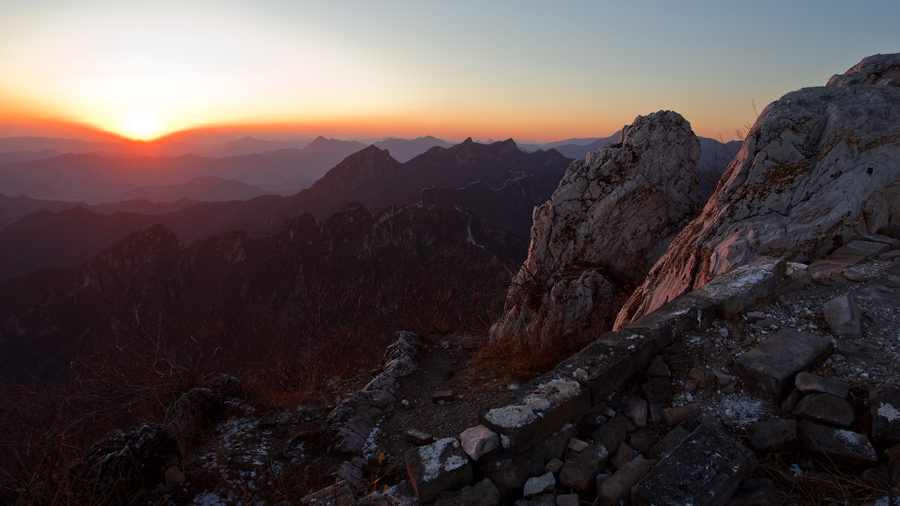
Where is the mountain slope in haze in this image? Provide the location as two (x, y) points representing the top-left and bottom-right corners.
(0, 138), (571, 282)
(373, 136), (454, 162)
(0, 203), (524, 379)
(112, 176), (272, 203)
(0, 136), (366, 203)
(0, 195), (200, 230)
(290, 138), (573, 219)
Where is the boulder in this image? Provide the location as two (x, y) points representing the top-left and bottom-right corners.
(405, 437), (474, 504)
(522, 472), (555, 497)
(822, 293), (863, 338)
(794, 371), (850, 399)
(744, 418), (798, 454)
(733, 329), (834, 396)
(793, 393), (856, 427)
(617, 53), (900, 327)
(633, 424), (755, 506)
(798, 420), (879, 469)
(492, 110), (703, 348)
(559, 440), (609, 492)
(871, 387), (900, 443)
(460, 425), (501, 461)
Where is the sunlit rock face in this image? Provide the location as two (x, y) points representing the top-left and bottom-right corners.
(616, 53), (900, 329)
(491, 111), (703, 348)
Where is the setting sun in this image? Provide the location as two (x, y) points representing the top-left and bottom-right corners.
(122, 112), (163, 140)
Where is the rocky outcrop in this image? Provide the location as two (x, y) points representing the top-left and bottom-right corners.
(616, 53), (900, 327)
(327, 331), (420, 454)
(491, 111), (703, 348)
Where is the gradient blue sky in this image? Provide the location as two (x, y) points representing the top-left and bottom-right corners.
(1, 0), (897, 141)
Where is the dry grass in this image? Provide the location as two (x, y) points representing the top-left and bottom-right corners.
(468, 333), (568, 386)
(753, 451), (898, 505)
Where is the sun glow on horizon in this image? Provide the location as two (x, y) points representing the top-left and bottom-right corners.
(120, 112), (165, 140)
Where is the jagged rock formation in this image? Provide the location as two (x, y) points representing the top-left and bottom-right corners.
(327, 331), (420, 455)
(491, 111), (703, 348)
(616, 53), (900, 327)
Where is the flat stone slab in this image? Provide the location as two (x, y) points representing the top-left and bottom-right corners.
(745, 418), (797, 454)
(555, 331), (654, 405)
(798, 420), (878, 469)
(632, 424), (755, 506)
(559, 440), (609, 492)
(621, 293), (716, 348)
(405, 437), (474, 503)
(795, 372), (850, 399)
(871, 387), (900, 443)
(793, 393), (855, 427)
(479, 372), (590, 454)
(693, 257), (786, 319)
(808, 255), (864, 283)
(733, 329), (834, 396)
(833, 240), (890, 259)
(859, 233), (900, 248)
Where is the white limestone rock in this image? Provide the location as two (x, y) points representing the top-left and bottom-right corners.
(492, 111), (703, 348)
(617, 53), (900, 327)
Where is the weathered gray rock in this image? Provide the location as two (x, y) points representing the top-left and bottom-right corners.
(559, 440), (609, 492)
(544, 457), (564, 474)
(493, 110), (703, 347)
(823, 293), (863, 338)
(798, 420), (879, 469)
(611, 442), (637, 470)
(522, 472), (556, 497)
(744, 418), (798, 454)
(871, 387), (900, 443)
(727, 478), (782, 506)
(164, 387), (223, 445)
(433, 478), (501, 506)
(404, 429), (434, 446)
(633, 424), (755, 506)
(590, 414), (636, 455)
(692, 257), (787, 319)
(624, 396), (649, 429)
(622, 294), (717, 349)
(460, 425), (500, 461)
(329, 331), (420, 454)
(596, 459), (657, 506)
(648, 425), (691, 461)
(827, 53), (900, 87)
(617, 54), (900, 327)
(405, 437), (474, 504)
(793, 393), (856, 427)
(479, 373), (590, 454)
(795, 371), (850, 399)
(733, 329), (834, 395)
(564, 331), (657, 404)
(477, 423), (577, 496)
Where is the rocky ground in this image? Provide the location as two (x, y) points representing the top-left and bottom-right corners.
(123, 240), (900, 506)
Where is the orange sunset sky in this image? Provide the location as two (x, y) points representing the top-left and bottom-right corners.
(1, 0), (897, 143)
